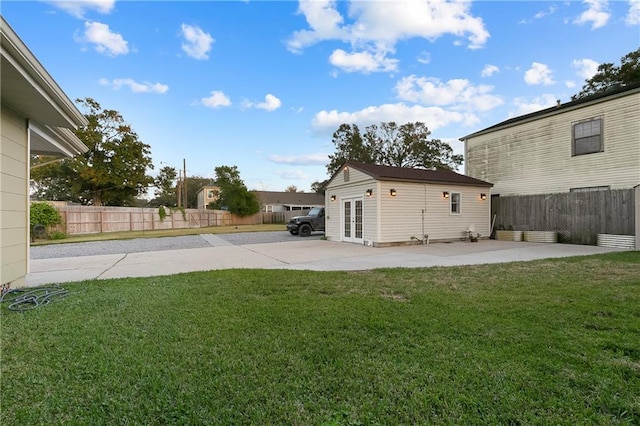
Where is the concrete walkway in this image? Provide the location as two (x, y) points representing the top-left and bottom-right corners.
(25, 239), (630, 287)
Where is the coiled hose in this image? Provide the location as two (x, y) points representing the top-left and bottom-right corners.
(0, 286), (69, 312)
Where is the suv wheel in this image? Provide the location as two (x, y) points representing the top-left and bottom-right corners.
(299, 224), (311, 237)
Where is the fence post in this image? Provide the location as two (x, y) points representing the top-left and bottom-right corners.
(635, 185), (639, 250)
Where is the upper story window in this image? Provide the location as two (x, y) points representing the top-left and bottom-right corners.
(207, 190), (216, 198)
(573, 118), (603, 156)
(450, 192), (461, 214)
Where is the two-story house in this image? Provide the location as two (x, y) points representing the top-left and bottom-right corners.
(461, 82), (640, 196)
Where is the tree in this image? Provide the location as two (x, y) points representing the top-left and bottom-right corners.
(285, 185), (299, 192)
(30, 98), (154, 206)
(573, 48), (640, 100)
(149, 166), (178, 207)
(326, 121), (463, 176)
(310, 180), (328, 195)
(208, 166), (260, 217)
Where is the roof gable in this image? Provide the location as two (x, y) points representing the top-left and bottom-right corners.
(329, 162), (492, 187)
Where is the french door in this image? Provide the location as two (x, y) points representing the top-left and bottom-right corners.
(342, 197), (363, 244)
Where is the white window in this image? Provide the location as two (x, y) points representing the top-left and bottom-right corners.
(573, 118), (603, 156)
(450, 192), (461, 214)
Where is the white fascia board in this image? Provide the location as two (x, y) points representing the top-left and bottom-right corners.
(28, 121), (87, 157)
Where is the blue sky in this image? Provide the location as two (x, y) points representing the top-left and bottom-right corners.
(3, 0), (639, 192)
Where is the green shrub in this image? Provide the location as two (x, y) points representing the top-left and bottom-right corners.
(48, 231), (68, 240)
(30, 202), (61, 228)
(158, 206), (167, 222)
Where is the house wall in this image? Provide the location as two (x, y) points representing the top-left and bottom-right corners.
(325, 166), (491, 244)
(465, 91), (640, 196)
(377, 182), (491, 244)
(1, 106), (29, 288)
(325, 167), (378, 242)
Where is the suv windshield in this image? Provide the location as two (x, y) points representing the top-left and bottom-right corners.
(308, 207), (322, 217)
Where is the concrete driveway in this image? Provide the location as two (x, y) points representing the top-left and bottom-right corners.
(24, 234), (630, 287)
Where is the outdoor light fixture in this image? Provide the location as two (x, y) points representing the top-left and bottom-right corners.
(366, 189), (373, 197)
(480, 193), (487, 200)
(390, 188), (397, 197)
(330, 195), (336, 201)
(443, 191), (449, 198)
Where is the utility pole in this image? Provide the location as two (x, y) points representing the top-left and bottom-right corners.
(182, 158), (188, 208)
(176, 171), (182, 208)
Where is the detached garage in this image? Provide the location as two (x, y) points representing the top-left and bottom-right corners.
(324, 162), (493, 246)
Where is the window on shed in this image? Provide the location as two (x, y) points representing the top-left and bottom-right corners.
(450, 193), (461, 214)
(573, 118), (603, 156)
(343, 167), (350, 182)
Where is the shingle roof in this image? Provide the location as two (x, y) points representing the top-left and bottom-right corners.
(345, 162), (492, 187)
(460, 81), (640, 140)
(252, 191), (325, 206)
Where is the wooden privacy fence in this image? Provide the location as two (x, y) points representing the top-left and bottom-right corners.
(49, 205), (310, 235)
(491, 189), (636, 245)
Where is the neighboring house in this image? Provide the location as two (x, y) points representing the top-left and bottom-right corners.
(252, 191), (324, 212)
(1, 16), (88, 288)
(461, 82), (640, 196)
(196, 185), (219, 209)
(324, 162), (492, 246)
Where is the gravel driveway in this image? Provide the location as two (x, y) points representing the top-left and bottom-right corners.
(30, 231), (324, 259)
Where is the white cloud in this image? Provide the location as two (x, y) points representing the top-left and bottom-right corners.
(79, 21), (129, 56)
(524, 62), (555, 85)
(274, 169), (309, 180)
(509, 94), (559, 117)
(244, 94), (282, 111)
(46, 0), (115, 18)
(395, 76), (503, 112)
(99, 78), (169, 94)
(565, 80), (577, 88)
(269, 154), (328, 165)
(329, 48), (399, 73)
(416, 51), (431, 64)
(312, 103), (478, 133)
(180, 24), (214, 60)
(481, 64), (499, 78)
(574, 0), (610, 29)
(287, 0), (489, 74)
(201, 91), (231, 108)
(534, 5), (558, 20)
(256, 94), (282, 111)
(572, 58), (600, 80)
(626, 0), (640, 25)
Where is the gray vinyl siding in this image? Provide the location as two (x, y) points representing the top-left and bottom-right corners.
(465, 91), (640, 195)
(1, 106), (28, 287)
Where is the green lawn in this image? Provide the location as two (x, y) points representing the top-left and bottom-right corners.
(2, 252), (639, 424)
(31, 223), (285, 246)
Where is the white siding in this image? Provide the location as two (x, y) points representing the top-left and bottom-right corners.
(465, 91), (640, 195)
(378, 182), (491, 244)
(325, 164), (491, 245)
(325, 167), (378, 242)
(1, 106), (28, 287)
